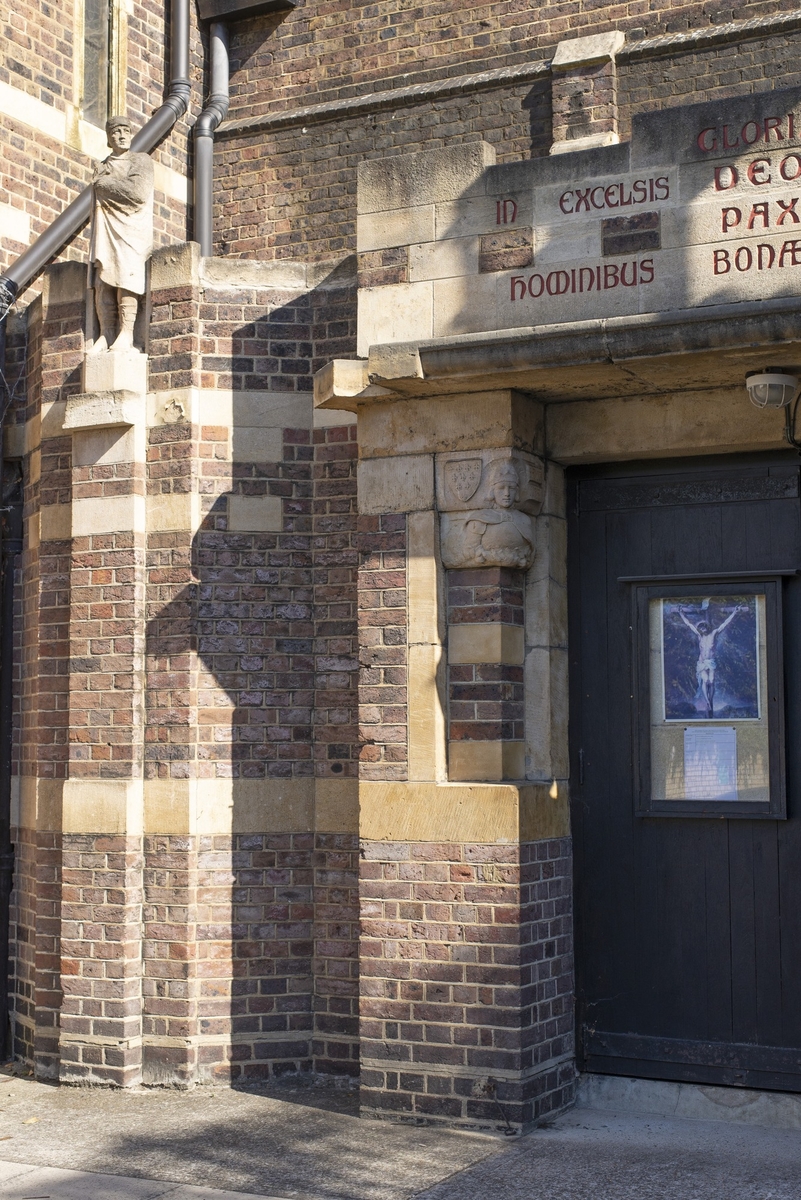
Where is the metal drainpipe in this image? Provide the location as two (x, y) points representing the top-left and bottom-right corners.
(0, 0), (191, 320)
(194, 22), (229, 256)
(0, 467), (22, 1062)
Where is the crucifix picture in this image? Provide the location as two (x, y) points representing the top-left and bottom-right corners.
(662, 595), (759, 721)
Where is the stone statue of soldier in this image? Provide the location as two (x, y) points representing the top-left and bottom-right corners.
(88, 116), (154, 353)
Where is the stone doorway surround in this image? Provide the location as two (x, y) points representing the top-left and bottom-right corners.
(315, 127), (794, 1127)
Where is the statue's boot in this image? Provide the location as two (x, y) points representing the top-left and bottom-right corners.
(89, 283), (117, 354)
(110, 293), (138, 352)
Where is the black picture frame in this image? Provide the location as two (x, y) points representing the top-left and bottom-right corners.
(631, 575), (787, 819)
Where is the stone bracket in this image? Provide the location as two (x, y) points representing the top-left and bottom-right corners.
(63, 389), (142, 431)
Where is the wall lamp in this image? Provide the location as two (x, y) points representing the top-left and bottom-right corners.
(746, 370), (801, 449)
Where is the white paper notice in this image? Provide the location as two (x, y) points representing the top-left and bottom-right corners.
(683, 726), (738, 801)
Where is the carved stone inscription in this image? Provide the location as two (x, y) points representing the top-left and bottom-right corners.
(437, 450), (543, 570)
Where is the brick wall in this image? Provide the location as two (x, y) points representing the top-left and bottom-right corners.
(448, 568), (525, 750)
(226, 2), (792, 117)
(357, 514), (407, 782)
(359, 836), (574, 1129)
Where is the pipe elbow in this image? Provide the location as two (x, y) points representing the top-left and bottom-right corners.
(194, 95), (230, 139)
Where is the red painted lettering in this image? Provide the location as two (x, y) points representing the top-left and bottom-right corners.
(579, 267), (596, 292)
(604, 185), (619, 208)
(777, 197), (800, 225)
(655, 176), (670, 200)
(574, 187), (592, 213)
(511, 276), (527, 301)
(722, 207), (742, 232)
(501, 199), (517, 224)
(528, 274), (545, 298)
(697, 127), (717, 152)
(747, 158), (771, 185)
(632, 180), (647, 203)
(547, 270), (570, 296)
(603, 264), (619, 289)
(620, 183), (633, 206)
(639, 258), (655, 284)
(764, 116), (784, 142)
(747, 203), (769, 230)
(742, 120), (761, 145)
(757, 243), (776, 270)
(714, 165), (739, 191)
(620, 262), (637, 287)
(723, 125), (740, 150)
(590, 187), (605, 209)
(559, 192), (574, 215)
(735, 246), (753, 272)
(779, 239), (801, 267)
(780, 154), (801, 181)
(713, 249), (731, 274)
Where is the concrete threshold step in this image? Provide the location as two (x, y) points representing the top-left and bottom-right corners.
(0, 1160), (292, 1200)
(576, 1072), (801, 1131)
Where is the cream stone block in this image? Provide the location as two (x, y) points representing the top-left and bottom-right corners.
(230, 778), (315, 833)
(358, 391), (544, 459)
(358, 142), (495, 215)
(64, 392), (143, 433)
(409, 237), (480, 282)
(0, 201), (30, 246)
(72, 494), (145, 536)
(551, 30), (625, 68)
(407, 510), (443, 644)
(39, 505), (71, 542)
(357, 455), (434, 514)
(227, 494), (283, 533)
(62, 779), (144, 835)
(143, 778), (319, 834)
(27, 513), (40, 551)
(231, 390), (312, 430)
(448, 623), (525, 665)
(357, 281), (434, 357)
(150, 242), (201, 290)
(83, 349), (148, 395)
(359, 779), (569, 843)
(28, 448), (41, 485)
(152, 160), (190, 205)
(232, 426), (284, 463)
(72, 426), (143, 467)
(313, 407), (357, 429)
(315, 777), (359, 832)
(550, 132), (620, 156)
(525, 646), (569, 781)
(449, 740), (525, 782)
(0, 79), (66, 142)
(408, 643), (447, 783)
(41, 400), (67, 439)
(433, 273), (498, 338)
(3, 423), (26, 460)
(147, 492), (201, 533)
(546, 388), (785, 463)
(18, 777), (37, 830)
(10, 776), (19, 828)
(357, 206), (435, 253)
(435, 194), (534, 240)
(32, 778), (63, 830)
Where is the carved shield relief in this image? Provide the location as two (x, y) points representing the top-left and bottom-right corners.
(444, 458), (482, 504)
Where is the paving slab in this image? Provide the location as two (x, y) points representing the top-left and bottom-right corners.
(0, 1070), (502, 1200)
(416, 1106), (801, 1200)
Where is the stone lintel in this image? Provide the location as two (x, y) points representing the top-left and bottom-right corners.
(312, 358), (394, 411)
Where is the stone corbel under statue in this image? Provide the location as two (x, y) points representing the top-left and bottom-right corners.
(437, 449), (544, 570)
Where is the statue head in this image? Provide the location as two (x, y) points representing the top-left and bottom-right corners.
(106, 116), (133, 155)
(486, 459), (520, 510)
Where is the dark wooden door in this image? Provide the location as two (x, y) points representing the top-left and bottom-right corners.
(568, 454), (801, 1091)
